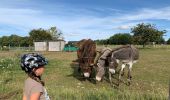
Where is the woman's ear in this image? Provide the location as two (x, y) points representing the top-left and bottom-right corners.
(32, 68), (36, 72)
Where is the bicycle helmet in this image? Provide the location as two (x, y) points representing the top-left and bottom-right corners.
(20, 53), (48, 73)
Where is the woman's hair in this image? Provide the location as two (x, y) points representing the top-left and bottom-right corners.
(28, 71), (45, 86)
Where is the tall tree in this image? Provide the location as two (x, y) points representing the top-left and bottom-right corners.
(108, 33), (133, 45)
(20, 36), (31, 47)
(131, 23), (166, 47)
(95, 39), (109, 45)
(48, 26), (63, 40)
(9, 34), (21, 46)
(0, 36), (9, 46)
(167, 38), (170, 44)
(29, 28), (52, 42)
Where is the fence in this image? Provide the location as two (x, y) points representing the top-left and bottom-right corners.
(97, 44), (170, 50)
(1, 45), (170, 52)
(0, 47), (34, 51)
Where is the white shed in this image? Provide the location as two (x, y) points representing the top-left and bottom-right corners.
(48, 41), (65, 51)
(34, 42), (48, 51)
(34, 40), (65, 51)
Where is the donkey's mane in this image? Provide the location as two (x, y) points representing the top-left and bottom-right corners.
(80, 39), (96, 59)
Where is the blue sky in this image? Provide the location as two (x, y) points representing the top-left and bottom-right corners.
(0, 0), (170, 41)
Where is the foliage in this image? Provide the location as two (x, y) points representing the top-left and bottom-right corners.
(48, 27), (63, 40)
(108, 33), (133, 45)
(156, 37), (165, 44)
(19, 36), (31, 47)
(8, 35), (21, 46)
(29, 28), (52, 42)
(131, 23), (166, 47)
(0, 35), (31, 47)
(96, 33), (133, 45)
(0, 36), (9, 47)
(0, 26), (63, 47)
(95, 39), (109, 45)
(167, 38), (170, 44)
(96, 23), (166, 46)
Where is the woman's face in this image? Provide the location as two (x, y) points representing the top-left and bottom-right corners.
(34, 66), (45, 76)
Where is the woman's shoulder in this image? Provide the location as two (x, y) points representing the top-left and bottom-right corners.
(24, 77), (44, 98)
(25, 77), (43, 87)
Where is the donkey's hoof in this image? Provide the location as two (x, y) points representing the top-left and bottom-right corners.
(121, 73), (124, 76)
(113, 85), (119, 89)
(127, 79), (131, 86)
(127, 82), (131, 86)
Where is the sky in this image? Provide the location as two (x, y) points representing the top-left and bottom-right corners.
(0, 0), (170, 41)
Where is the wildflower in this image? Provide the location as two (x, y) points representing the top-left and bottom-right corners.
(77, 86), (80, 88)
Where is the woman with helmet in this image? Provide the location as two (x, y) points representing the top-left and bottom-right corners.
(21, 53), (50, 100)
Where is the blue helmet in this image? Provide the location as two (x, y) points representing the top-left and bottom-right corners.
(20, 53), (48, 73)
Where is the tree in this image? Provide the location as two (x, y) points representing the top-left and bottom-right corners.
(0, 35), (32, 47)
(131, 23), (166, 47)
(9, 34), (21, 46)
(95, 39), (109, 45)
(167, 38), (170, 44)
(156, 37), (165, 44)
(29, 28), (52, 42)
(20, 36), (31, 47)
(48, 27), (63, 40)
(0, 36), (10, 46)
(0, 37), (2, 47)
(108, 33), (133, 45)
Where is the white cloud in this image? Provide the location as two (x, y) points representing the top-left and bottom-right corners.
(0, 8), (42, 15)
(113, 25), (130, 30)
(64, 33), (81, 36)
(112, 7), (170, 23)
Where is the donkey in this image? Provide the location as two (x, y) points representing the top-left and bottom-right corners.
(108, 45), (139, 85)
(77, 39), (97, 78)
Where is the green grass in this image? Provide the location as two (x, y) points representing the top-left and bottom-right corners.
(0, 46), (169, 100)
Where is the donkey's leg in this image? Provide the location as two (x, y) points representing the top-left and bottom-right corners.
(127, 62), (133, 85)
(109, 71), (113, 86)
(119, 64), (126, 79)
(96, 60), (105, 81)
(121, 67), (125, 76)
(118, 64), (126, 85)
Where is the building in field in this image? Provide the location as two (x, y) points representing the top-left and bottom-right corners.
(34, 40), (65, 51)
(34, 42), (48, 51)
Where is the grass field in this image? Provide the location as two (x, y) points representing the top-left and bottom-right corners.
(0, 46), (170, 100)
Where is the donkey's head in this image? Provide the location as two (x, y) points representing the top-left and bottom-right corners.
(79, 62), (94, 77)
(78, 39), (96, 78)
(108, 56), (118, 74)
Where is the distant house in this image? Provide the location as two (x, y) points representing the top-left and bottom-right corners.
(34, 40), (65, 51)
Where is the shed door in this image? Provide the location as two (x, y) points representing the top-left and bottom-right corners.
(48, 42), (60, 51)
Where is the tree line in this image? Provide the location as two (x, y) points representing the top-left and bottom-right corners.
(0, 23), (170, 48)
(96, 23), (170, 47)
(0, 27), (63, 47)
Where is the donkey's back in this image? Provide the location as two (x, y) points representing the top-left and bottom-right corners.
(112, 45), (139, 63)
